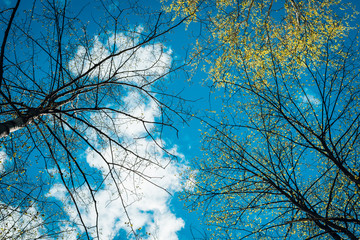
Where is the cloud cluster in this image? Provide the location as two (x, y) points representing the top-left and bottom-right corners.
(0, 150), (7, 172)
(298, 88), (321, 106)
(0, 203), (44, 239)
(68, 29), (172, 86)
(47, 30), (186, 239)
(48, 93), (186, 239)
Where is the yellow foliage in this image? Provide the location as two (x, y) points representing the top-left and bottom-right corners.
(165, 0), (353, 93)
(170, 0), (360, 239)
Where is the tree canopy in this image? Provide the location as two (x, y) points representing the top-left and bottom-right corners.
(0, 0), (189, 239)
(167, 0), (360, 239)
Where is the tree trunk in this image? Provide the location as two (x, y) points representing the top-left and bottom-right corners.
(0, 116), (29, 138)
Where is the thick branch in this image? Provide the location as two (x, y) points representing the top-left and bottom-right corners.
(0, 0), (21, 88)
(0, 97), (72, 138)
(0, 115), (28, 138)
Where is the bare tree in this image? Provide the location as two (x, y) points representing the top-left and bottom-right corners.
(0, 0), (188, 239)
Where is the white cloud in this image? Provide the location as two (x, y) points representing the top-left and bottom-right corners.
(299, 94), (321, 106)
(48, 98), (186, 239)
(68, 30), (172, 86)
(298, 88), (321, 106)
(46, 183), (68, 200)
(48, 31), (187, 240)
(0, 203), (44, 239)
(0, 150), (8, 172)
(183, 168), (198, 192)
